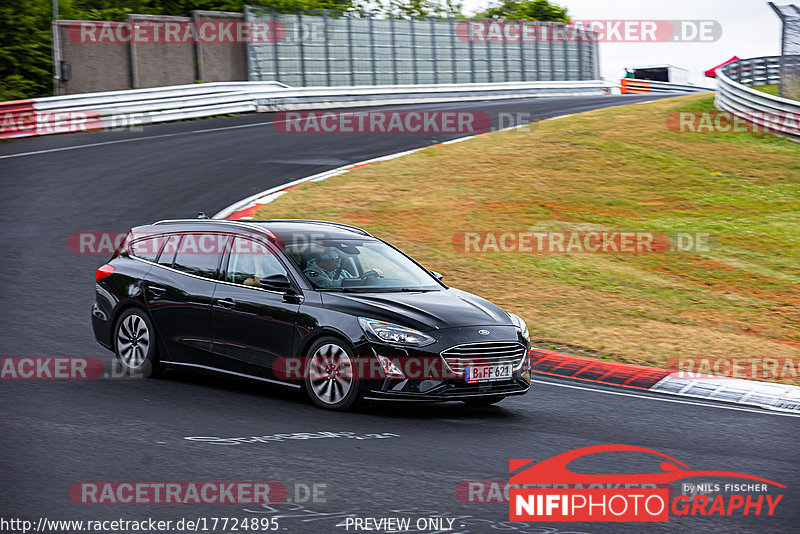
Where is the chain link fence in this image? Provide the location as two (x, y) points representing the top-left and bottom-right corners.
(244, 6), (599, 87)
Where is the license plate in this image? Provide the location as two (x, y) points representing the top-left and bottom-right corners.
(465, 364), (511, 383)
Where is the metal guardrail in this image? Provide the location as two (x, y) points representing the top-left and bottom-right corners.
(715, 55), (800, 139)
(0, 80), (610, 139)
(620, 78), (711, 94)
(0, 82), (289, 139)
(254, 80), (611, 110)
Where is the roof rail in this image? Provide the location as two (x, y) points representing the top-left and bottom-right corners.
(150, 218), (276, 237)
(248, 219), (372, 237)
(150, 218), (371, 237)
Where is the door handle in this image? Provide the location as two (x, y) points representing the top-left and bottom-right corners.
(216, 298), (236, 308)
(148, 285), (167, 294)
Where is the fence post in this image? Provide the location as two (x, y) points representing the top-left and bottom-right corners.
(242, 6), (253, 81)
(519, 21), (526, 82)
(534, 22), (540, 81)
(297, 10), (306, 86)
(486, 27), (493, 82)
(271, 8), (279, 83)
(549, 23), (556, 80)
(323, 9), (331, 86)
(430, 16), (438, 85)
(468, 19), (475, 83)
(449, 16), (457, 84)
(369, 13), (377, 85)
(348, 14), (355, 85)
(502, 21), (510, 82)
(391, 15), (398, 84)
(410, 17), (419, 84)
(562, 26), (569, 80)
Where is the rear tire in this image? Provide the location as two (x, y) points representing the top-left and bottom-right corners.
(463, 396), (505, 407)
(303, 336), (362, 411)
(114, 308), (161, 378)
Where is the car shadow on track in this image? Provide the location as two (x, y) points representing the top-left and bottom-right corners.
(155, 368), (521, 420)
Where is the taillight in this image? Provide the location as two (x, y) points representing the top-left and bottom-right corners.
(96, 264), (115, 282)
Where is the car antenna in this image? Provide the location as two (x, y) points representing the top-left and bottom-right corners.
(197, 212), (210, 219)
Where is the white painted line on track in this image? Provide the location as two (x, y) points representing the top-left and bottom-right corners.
(0, 120), (280, 160)
(531, 379), (800, 418)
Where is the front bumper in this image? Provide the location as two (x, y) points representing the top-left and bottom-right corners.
(353, 325), (531, 402)
(363, 376), (531, 402)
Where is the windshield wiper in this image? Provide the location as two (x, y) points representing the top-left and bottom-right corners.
(317, 287), (357, 292)
(398, 287), (437, 292)
(319, 287), (437, 293)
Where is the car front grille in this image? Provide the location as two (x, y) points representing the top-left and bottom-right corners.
(440, 341), (527, 376)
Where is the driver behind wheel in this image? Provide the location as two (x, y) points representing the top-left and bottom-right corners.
(304, 247), (382, 288)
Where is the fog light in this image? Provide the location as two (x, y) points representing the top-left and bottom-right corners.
(377, 355), (404, 379)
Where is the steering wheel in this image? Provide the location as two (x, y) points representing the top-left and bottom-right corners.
(360, 269), (383, 280)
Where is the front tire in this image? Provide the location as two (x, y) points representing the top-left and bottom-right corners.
(303, 337), (362, 410)
(114, 308), (161, 378)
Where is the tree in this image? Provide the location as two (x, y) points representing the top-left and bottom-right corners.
(376, 0), (463, 18)
(0, 0), (54, 100)
(477, 0), (569, 22)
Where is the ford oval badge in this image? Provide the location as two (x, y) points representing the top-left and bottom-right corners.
(478, 329), (490, 335)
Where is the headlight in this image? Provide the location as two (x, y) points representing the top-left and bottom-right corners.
(508, 312), (530, 344)
(358, 317), (435, 347)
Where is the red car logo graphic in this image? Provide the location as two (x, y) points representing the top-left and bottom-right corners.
(509, 444), (785, 487)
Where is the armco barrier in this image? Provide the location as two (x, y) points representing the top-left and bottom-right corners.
(254, 81), (611, 110)
(1, 80), (610, 139)
(715, 55), (800, 139)
(0, 99), (37, 140)
(620, 78), (710, 94)
(0, 82), (288, 139)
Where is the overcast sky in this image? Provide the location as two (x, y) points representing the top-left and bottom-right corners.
(460, 0), (783, 86)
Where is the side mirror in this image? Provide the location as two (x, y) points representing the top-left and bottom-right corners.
(259, 274), (292, 292)
(430, 271), (443, 281)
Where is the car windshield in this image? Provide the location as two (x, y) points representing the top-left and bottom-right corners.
(284, 238), (442, 292)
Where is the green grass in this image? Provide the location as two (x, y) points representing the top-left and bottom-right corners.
(754, 84), (779, 96)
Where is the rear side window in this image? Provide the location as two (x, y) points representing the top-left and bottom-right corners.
(130, 236), (163, 262)
(171, 233), (228, 279)
(157, 235), (181, 267)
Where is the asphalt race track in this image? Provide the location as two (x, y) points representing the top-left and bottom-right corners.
(1, 94), (798, 534)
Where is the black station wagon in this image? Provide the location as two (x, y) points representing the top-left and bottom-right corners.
(92, 219), (530, 410)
